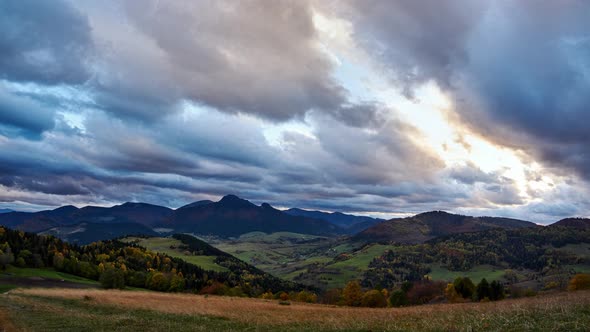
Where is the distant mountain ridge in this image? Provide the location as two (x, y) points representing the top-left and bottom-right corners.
(0, 209), (13, 214)
(354, 211), (538, 244)
(284, 208), (383, 233)
(165, 195), (342, 237)
(1, 197), (584, 244)
(0, 195), (344, 239)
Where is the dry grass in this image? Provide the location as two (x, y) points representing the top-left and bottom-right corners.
(0, 308), (17, 332)
(8, 288), (590, 331)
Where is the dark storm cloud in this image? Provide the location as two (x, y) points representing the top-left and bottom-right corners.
(0, 87), (55, 138)
(0, 0), (94, 85)
(1, 0), (588, 222)
(345, 0), (590, 180)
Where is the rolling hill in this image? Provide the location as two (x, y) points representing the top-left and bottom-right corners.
(40, 222), (159, 245)
(552, 217), (590, 229)
(354, 211), (537, 244)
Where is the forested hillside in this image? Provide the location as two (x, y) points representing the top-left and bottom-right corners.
(0, 226), (305, 296)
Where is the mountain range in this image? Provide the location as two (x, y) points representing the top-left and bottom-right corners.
(1, 195), (586, 245)
(284, 208), (384, 233)
(0, 195), (344, 242)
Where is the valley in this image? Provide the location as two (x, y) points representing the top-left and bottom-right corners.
(1, 196), (590, 331)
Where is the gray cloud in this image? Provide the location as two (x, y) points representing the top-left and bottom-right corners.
(345, 0), (590, 181)
(0, 1), (588, 223)
(0, 86), (55, 138)
(0, 0), (94, 85)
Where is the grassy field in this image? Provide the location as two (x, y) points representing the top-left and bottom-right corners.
(123, 237), (229, 272)
(213, 232), (340, 281)
(1, 288), (589, 331)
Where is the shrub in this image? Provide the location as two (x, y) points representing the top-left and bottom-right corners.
(568, 274), (590, 291)
(453, 277), (475, 299)
(321, 288), (342, 305)
(279, 292), (290, 301)
(146, 272), (170, 291)
(260, 291), (274, 300)
(389, 289), (409, 307)
(295, 290), (317, 303)
(361, 290), (387, 308)
(406, 280), (446, 305)
(444, 283), (462, 303)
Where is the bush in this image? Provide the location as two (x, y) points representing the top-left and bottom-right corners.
(568, 274), (590, 291)
(295, 290), (317, 303)
(146, 272), (170, 291)
(260, 291), (274, 300)
(406, 280), (446, 305)
(389, 289), (409, 307)
(321, 288), (342, 305)
(444, 284), (462, 303)
(278, 292), (290, 301)
(361, 290), (387, 308)
(453, 277), (475, 299)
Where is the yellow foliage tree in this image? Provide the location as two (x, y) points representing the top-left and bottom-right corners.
(445, 283), (462, 303)
(342, 280), (363, 307)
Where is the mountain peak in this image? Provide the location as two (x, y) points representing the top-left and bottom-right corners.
(53, 205), (79, 213)
(120, 202), (143, 207)
(218, 195), (254, 208)
(415, 210), (453, 217)
(261, 202), (273, 209)
(178, 200), (214, 210)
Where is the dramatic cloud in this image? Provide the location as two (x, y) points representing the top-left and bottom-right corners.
(0, 0), (94, 85)
(0, 86), (55, 138)
(0, 0), (589, 223)
(345, 0), (590, 181)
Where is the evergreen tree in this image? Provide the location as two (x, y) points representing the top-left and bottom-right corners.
(476, 278), (491, 301)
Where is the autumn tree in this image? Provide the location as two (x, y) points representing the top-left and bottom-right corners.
(444, 283), (462, 303)
(342, 280), (363, 307)
(321, 288), (342, 305)
(361, 289), (387, 307)
(568, 274), (590, 291)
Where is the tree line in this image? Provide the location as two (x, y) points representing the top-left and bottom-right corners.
(0, 226), (308, 296)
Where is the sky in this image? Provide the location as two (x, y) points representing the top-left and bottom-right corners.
(0, 0), (589, 223)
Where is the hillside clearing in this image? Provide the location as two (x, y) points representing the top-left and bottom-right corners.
(2, 288), (589, 331)
(122, 237), (229, 272)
